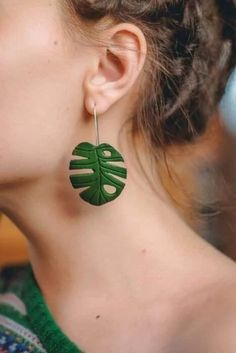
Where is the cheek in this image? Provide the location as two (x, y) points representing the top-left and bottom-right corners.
(0, 6), (84, 182)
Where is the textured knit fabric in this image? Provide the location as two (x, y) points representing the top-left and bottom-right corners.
(0, 263), (84, 353)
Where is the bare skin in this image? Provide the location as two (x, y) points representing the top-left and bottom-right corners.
(0, 1), (236, 352)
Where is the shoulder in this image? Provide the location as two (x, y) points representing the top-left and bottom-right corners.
(207, 282), (236, 352)
(183, 279), (236, 353)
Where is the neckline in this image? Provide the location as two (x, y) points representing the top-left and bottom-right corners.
(22, 264), (85, 353)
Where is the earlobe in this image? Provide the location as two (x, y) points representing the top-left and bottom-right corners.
(84, 23), (147, 116)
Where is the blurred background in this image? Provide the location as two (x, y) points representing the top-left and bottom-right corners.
(0, 215), (28, 267)
(0, 68), (236, 268)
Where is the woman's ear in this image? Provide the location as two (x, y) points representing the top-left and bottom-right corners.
(83, 22), (147, 115)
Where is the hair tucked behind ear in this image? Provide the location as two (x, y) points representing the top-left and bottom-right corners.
(64, 0), (236, 228)
(66, 0), (235, 144)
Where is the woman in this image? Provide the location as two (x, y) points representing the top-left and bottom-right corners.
(0, 1), (235, 352)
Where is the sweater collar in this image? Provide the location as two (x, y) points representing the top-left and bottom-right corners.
(22, 265), (85, 353)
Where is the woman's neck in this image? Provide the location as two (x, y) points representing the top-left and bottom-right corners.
(1, 166), (235, 299)
(1, 141), (236, 349)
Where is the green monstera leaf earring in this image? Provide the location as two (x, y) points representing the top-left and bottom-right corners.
(69, 103), (127, 206)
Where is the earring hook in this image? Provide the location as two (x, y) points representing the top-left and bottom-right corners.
(94, 102), (100, 146)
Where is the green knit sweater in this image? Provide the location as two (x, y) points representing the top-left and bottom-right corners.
(0, 263), (84, 353)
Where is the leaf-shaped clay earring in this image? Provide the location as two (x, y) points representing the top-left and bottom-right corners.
(69, 103), (128, 206)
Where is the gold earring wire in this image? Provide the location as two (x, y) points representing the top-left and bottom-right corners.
(94, 103), (100, 147)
